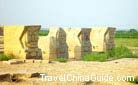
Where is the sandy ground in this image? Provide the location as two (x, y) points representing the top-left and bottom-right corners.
(0, 58), (138, 85)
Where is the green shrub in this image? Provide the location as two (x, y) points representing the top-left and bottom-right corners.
(127, 76), (138, 84)
(106, 46), (134, 59)
(82, 46), (135, 62)
(0, 54), (14, 61)
(133, 53), (138, 58)
(55, 57), (68, 63)
(82, 52), (107, 62)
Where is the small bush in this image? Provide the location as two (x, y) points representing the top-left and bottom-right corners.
(127, 76), (138, 84)
(133, 53), (138, 58)
(0, 54), (14, 61)
(55, 57), (68, 63)
(106, 46), (134, 59)
(82, 46), (136, 62)
(82, 52), (107, 62)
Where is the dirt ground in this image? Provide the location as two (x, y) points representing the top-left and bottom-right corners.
(0, 58), (138, 85)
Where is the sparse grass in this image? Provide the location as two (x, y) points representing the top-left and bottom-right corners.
(107, 46), (136, 59)
(82, 52), (107, 62)
(0, 54), (14, 61)
(55, 57), (68, 63)
(115, 38), (138, 47)
(82, 46), (138, 62)
(127, 76), (138, 84)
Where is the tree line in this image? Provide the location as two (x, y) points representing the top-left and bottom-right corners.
(115, 29), (138, 38)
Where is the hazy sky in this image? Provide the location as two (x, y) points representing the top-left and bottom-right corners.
(0, 0), (138, 29)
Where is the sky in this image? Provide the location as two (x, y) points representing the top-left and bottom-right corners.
(0, 0), (138, 29)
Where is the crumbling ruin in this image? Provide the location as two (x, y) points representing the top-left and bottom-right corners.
(38, 27), (68, 60)
(0, 26), (3, 53)
(4, 25), (42, 59)
(90, 27), (116, 52)
(66, 28), (92, 59)
(0, 26), (3, 36)
(39, 27), (116, 60)
(1, 25), (116, 60)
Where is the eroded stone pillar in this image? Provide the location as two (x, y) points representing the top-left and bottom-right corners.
(81, 28), (92, 56)
(0, 26), (4, 53)
(66, 28), (92, 59)
(90, 27), (116, 52)
(105, 27), (116, 50)
(38, 27), (68, 60)
(0, 26), (3, 36)
(4, 25), (42, 59)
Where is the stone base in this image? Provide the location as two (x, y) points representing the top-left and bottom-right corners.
(0, 71), (40, 82)
(3, 59), (24, 65)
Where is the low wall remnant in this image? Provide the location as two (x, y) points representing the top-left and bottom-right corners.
(4, 25), (42, 59)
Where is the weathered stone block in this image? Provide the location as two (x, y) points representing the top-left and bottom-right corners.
(0, 73), (11, 81)
(0, 26), (3, 36)
(38, 27), (68, 60)
(4, 25), (42, 59)
(90, 27), (116, 52)
(3, 59), (24, 65)
(11, 72), (40, 78)
(24, 59), (34, 63)
(66, 28), (92, 59)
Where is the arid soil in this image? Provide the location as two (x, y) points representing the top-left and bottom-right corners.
(0, 58), (138, 85)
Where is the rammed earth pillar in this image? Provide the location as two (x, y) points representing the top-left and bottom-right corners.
(4, 25), (42, 59)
